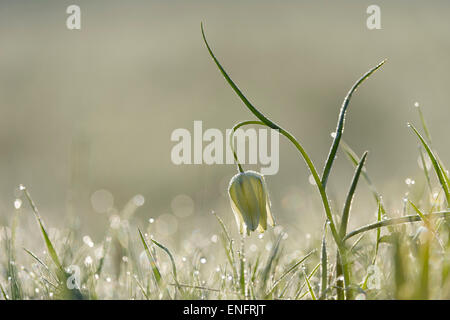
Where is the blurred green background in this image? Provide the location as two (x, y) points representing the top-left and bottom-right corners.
(0, 0), (449, 244)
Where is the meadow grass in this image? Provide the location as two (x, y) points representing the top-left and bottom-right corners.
(0, 26), (449, 300)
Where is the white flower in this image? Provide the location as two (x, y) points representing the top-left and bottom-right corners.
(228, 171), (275, 235)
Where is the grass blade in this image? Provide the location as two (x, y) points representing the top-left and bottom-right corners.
(138, 228), (161, 285)
(151, 238), (181, 291)
(23, 248), (53, 275)
(362, 201), (383, 289)
(374, 201), (384, 259)
(344, 211), (450, 241)
(5, 216), (23, 299)
(419, 146), (433, 192)
(260, 233), (283, 294)
(320, 228), (328, 299)
(321, 60), (386, 188)
(415, 102), (432, 144)
(0, 282), (7, 300)
(266, 250), (315, 297)
(22, 186), (63, 271)
(295, 263), (320, 300)
(213, 212), (238, 282)
(303, 266), (318, 300)
(339, 152), (368, 238)
(341, 140), (381, 204)
(408, 124), (450, 206)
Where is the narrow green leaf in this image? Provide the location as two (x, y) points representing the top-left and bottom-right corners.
(151, 238), (181, 290)
(362, 201), (383, 290)
(23, 248), (52, 274)
(418, 236), (430, 299)
(251, 254), (261, 284)
(266, 250), (315, 296)
(419, 146), (433, 192)
(416, 103), (432, 144)
(138, 229), (161, 285)
(437, 159), (450, 192)
(213, 212), (238, 281)
(303, 267), (318, 300)
(239, 250), (246, 297)
(409, 124), (450, 206)
(339, 152), (368, 238)
(260, 233), (283, 293)
(344, 211), (450, 241)
(295, 263), (320, 300)
(321, 60), (386, 188)
(374, 200), (383, 259)
(320, 229), (328, 299)
(22, 187), (63, 271)
(409, 201), (445, 250)
(409, 201), (428, 223)
(341, 140), (381, 204)
(0, 282), (8, 300)
(95, 236), (112, 277)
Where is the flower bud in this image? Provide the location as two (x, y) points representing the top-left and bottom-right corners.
(228, 170), (275, 235)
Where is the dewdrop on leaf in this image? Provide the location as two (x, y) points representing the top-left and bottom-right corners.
(228, 170), (275, 235)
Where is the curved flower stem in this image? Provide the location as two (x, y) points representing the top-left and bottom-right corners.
(229, 122), (258, 173)
(343, 211), (450, 241)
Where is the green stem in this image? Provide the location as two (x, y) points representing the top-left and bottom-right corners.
(230, 122), (259, 173)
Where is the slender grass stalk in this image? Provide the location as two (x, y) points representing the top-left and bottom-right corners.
(295, 263), (320, 300)
(266, 249), (315, 297)
(415, 103), (433, 144)
(361, 201), (383, 289)
(151, 238), (182, 293)
(339, 152), (368, 238)
(138, 229), (161, 286)
(21, 186), (64, 272)
(213, 212), (239, 283)
(409, 124), (450, 206)
(418, 236), (430, 299)
(373, 202), (383, 262)
(321, 60), (386, 188)
(409, 201), (444, 250)
(341, 140), (382, 205)
(0, 282), (7, 300)
(23, 248), (54, 278)
(320, 226), (328, 299)
(337, 150), (368, 300)
(6, 209), (23, 299)
(303, 269), (317, 300)
(343, 211), (450, 241)
(260, 233), (283, 294)
(95, 234), (112, 278)
(418, 147), (433, 193)
(238, 236), (246, 298)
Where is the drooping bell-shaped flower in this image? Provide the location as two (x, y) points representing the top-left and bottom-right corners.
(228, 170), (275, 235)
